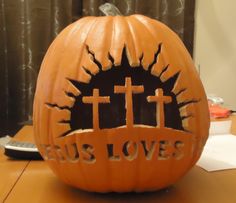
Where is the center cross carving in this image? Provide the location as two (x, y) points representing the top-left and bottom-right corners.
(114, 77), (144, 129)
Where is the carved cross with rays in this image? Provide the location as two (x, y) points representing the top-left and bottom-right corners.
(114, 77), (144, 129)
(82, 89), (110, 131)
(147, 88), (172, 128)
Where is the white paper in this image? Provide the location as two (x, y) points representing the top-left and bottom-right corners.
(209, 120), (232, 135)
(196, 134), (236, 172)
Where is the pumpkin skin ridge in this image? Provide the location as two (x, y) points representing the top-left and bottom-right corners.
(50, 17), (101, 191)
(47, 36), (71, 186)
(74, 18), (101, 84)
(33, 14), (209, 192)
(118, 17), (140, 67)
(70, 18), (104, 191)
(127, 16), (158, 69)
(35, 18), (92, 144)
(173, 40), (209, 165)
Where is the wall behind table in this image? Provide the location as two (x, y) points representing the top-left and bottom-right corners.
(194, 0), (236, 110)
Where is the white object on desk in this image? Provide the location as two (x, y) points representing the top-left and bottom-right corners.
(209, 120), (232, 135)
(197, 134), (236, 172)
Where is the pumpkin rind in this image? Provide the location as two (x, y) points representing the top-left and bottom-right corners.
(33, 15), (209, 192)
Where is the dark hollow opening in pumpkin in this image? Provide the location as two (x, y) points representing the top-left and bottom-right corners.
(67, 46), (184, 133)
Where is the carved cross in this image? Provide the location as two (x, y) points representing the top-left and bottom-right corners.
(82, 89), (110, 131)
(114, 77), (144, 128)
(147, 88), (172, 128)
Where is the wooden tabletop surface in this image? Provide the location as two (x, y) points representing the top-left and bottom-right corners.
(1, 125), (236, 203)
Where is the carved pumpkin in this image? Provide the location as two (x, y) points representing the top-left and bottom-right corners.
(33, 14), (210, 192)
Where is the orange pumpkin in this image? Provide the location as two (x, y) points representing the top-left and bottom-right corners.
(33, 14), (210, 192)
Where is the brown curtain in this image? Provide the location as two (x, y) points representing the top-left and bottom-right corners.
(0, 0), (72, 134)
(0, 0), (195, 135)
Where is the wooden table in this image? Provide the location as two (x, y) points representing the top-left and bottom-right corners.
(1, 126), (236, 203)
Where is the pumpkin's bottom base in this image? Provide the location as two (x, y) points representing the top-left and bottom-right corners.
(63, 180), (176, 193)
(58, 170), (188, 193)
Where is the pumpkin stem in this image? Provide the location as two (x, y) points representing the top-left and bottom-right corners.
(99, 3), (123, 16)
